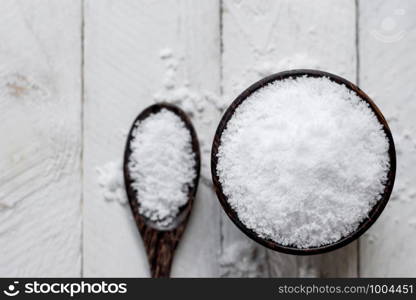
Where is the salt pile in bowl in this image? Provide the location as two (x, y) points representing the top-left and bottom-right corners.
(128, 108), (196, 227)
(216, 76), (390, 248)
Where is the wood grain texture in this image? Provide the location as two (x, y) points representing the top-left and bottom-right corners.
(221, 0), (358, 277)
(0, 0), (82, 276)
(358, 0), (416, 277)
(83, 0), (221, 277)
(0, 0), (414, 278)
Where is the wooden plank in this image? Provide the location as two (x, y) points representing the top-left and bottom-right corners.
(83, 0), (221, 277)
(358, 0), (416, 277)
(0, 0), (82, 276)
(221, 0), (357, 277)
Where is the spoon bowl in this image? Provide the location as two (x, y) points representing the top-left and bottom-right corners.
(211, 69), (396, 255)
(124, 103), (200, 276)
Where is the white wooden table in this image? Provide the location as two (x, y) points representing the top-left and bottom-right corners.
(0, 0), (415, 277)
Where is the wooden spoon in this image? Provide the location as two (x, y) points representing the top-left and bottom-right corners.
(123, 103), (200, 277)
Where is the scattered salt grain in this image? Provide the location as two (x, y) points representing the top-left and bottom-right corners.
(217, 76), (390, 248)
(154, 49), (226, 187)
(220, 241), (268, 277)
(96, 161), (127, 205)
(128, 109), (196, 227)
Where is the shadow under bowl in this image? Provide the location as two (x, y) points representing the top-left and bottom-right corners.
(211, 69), (396, 255)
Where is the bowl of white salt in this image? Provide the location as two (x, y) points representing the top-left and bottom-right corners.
(211, 69), (396, 255)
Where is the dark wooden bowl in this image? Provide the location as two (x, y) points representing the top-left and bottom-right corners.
(211, 69), (396, 255)
(124, 103), (200, 276)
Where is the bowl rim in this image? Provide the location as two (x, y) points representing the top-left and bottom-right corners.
(210, 69), (396, 255)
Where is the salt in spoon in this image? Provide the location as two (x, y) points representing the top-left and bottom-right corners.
(124, 103), (200, 277)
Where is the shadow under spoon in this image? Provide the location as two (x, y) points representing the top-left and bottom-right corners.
(123, 103), (200, 277)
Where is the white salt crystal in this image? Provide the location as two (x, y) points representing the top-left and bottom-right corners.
(96, 161), (127, 205)
(217, 76), (390, 248)
(128, 109), (196, 227)
(159, 48), (173, 59)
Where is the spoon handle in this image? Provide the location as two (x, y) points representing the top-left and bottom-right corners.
(141, 226), (184, 278)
